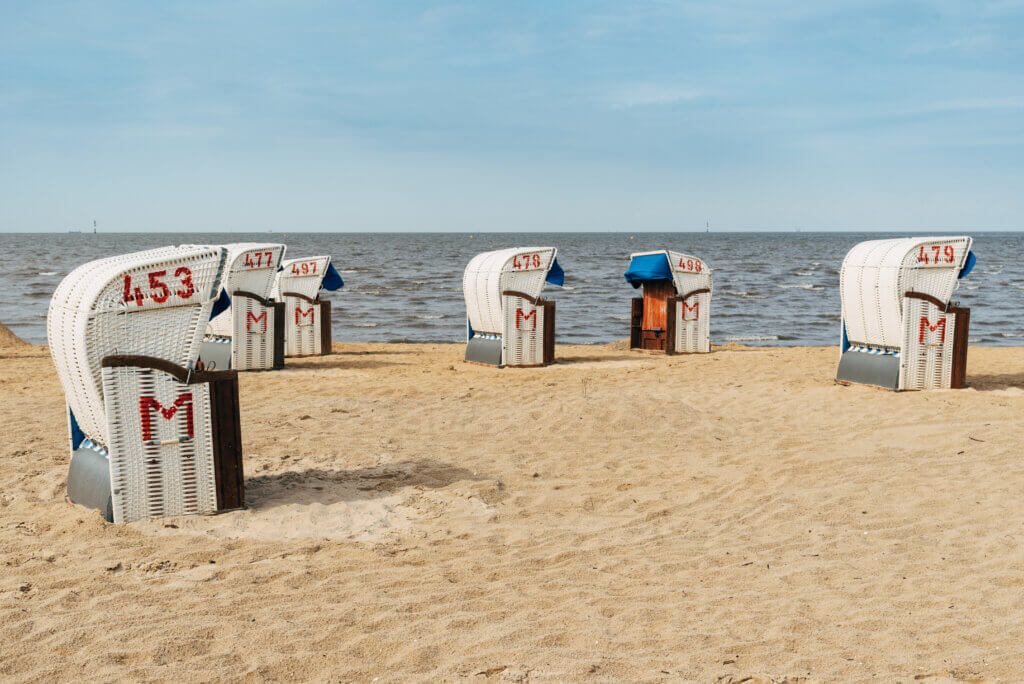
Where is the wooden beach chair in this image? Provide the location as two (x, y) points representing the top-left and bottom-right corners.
(624, 250), (713, 353)
(198, 243), (287, 371)
(837, 236), (976, 390)
(463, 247), (563, 367)
(271, 256), (344, 356)
(47, 246), (245, 523)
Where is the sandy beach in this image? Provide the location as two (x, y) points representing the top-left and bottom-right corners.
(2, 333), (1024, 681)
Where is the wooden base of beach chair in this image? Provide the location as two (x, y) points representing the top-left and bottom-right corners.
(67, 356), (248, 523)
(630, 292), (711, 355)
(630, 296), (673, 352)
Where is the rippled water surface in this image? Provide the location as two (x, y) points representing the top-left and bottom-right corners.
(3, 232), (1022, 346)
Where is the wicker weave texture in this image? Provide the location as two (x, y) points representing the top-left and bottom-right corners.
(283, 295), (322, 355)
(271, 256), (332, 300)
(102, 366), (218, 523)
(463, 248), (556, 335)
(272, 256), (331, 357)
(206, 243), (286, 339)
(48, 246), (227, 449)
(233, 296), (275, 369)
(666, 251), (713, 353)
(502, 295), (545, 365)
(840, 236), (971, 349)
(899, 296), (958, 390)
(674, 291), (712, 353)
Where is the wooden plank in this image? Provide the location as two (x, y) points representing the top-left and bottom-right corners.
(665, 297), (678, 355)
(949, 305), (970, 389)
(272, 302), (286, 369)
(542, 300), (555, 365)
(629, 298), (643, 350)
(209, 375), (245, 511)
(319, 300), (332, 355)
(641, 281), (674, 331)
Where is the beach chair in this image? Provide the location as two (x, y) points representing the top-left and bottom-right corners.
(624, 250), (713, 353)
(837, 236), (976, 390)
(47, 246), (245, 523)
(463, 247), (564, 367)
(271, 256), (344, 357)
(198, 243), (287, 371)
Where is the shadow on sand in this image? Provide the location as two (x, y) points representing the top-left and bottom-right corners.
(281, 356), (410, 371)
(553, 353), (650, 365)
(244, 459), (488, 510)
(965, 372), (1024, 392)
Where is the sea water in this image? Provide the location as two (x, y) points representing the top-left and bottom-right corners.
(2, 231), (1022, 346)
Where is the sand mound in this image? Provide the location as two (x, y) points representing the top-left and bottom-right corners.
(0, 322), (30, 349)
(602, 337), (631, 350)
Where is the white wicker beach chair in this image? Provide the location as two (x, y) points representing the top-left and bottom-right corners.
(270, 256), (343, 356)
(624, 250), (713, 353)
(198, 243), (287, 371)
(47, 246), (246, 523)
(837, 236), (975, 390)
(462, 247), (563, 367)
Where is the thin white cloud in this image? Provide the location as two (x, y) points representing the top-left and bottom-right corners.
(609, 83), (707, 110)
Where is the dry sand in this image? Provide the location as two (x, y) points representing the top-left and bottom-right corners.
(2, 340), (1024, 681)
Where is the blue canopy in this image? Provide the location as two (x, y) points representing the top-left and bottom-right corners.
(623, 253), (672, 288)
(321, 262), (344, 291)
(545, 258), (564, 287)
(210, 288), (231, 319)
(958, 250), (976, 279)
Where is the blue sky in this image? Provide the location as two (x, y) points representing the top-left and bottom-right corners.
(1, 1), (1023, 232)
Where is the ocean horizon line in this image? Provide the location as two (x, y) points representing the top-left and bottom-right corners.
(4, 228), (1024, 235)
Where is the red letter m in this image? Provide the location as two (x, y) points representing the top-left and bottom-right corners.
(139, 394), (194, 442)
(295, 306), (315, 326)
(516, 308), (537, 330)
(918, 316), (947, 344)
(246, 310), (267, 332)
(682, 301), (700, 321)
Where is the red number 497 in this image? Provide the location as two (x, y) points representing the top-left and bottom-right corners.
(290, 261), (318, 275)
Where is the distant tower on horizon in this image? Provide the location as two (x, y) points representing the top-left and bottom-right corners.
(706, 220), (709, 233)
(93, 220), (97, 234)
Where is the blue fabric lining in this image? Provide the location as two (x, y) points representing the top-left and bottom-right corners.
(68, 408), (85, 452)
(210, 288), (231, 319)
(958, 250), (976, 279)
(322, 262), (344, 291)
(545, 258), (564, 286)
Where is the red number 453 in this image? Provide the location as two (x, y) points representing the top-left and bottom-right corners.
(122, 267), (195, 306)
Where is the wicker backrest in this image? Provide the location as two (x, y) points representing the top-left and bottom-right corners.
(840, 237), (972, 348)
(665, 250), (713, 296)
(463, 247), (557, 334)
(272, 256), (333, 301)
(205, 243), (286, 337)
(48, 246), (227, 447)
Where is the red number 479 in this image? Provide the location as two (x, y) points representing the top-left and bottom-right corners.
(918, 245), (955, 265)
